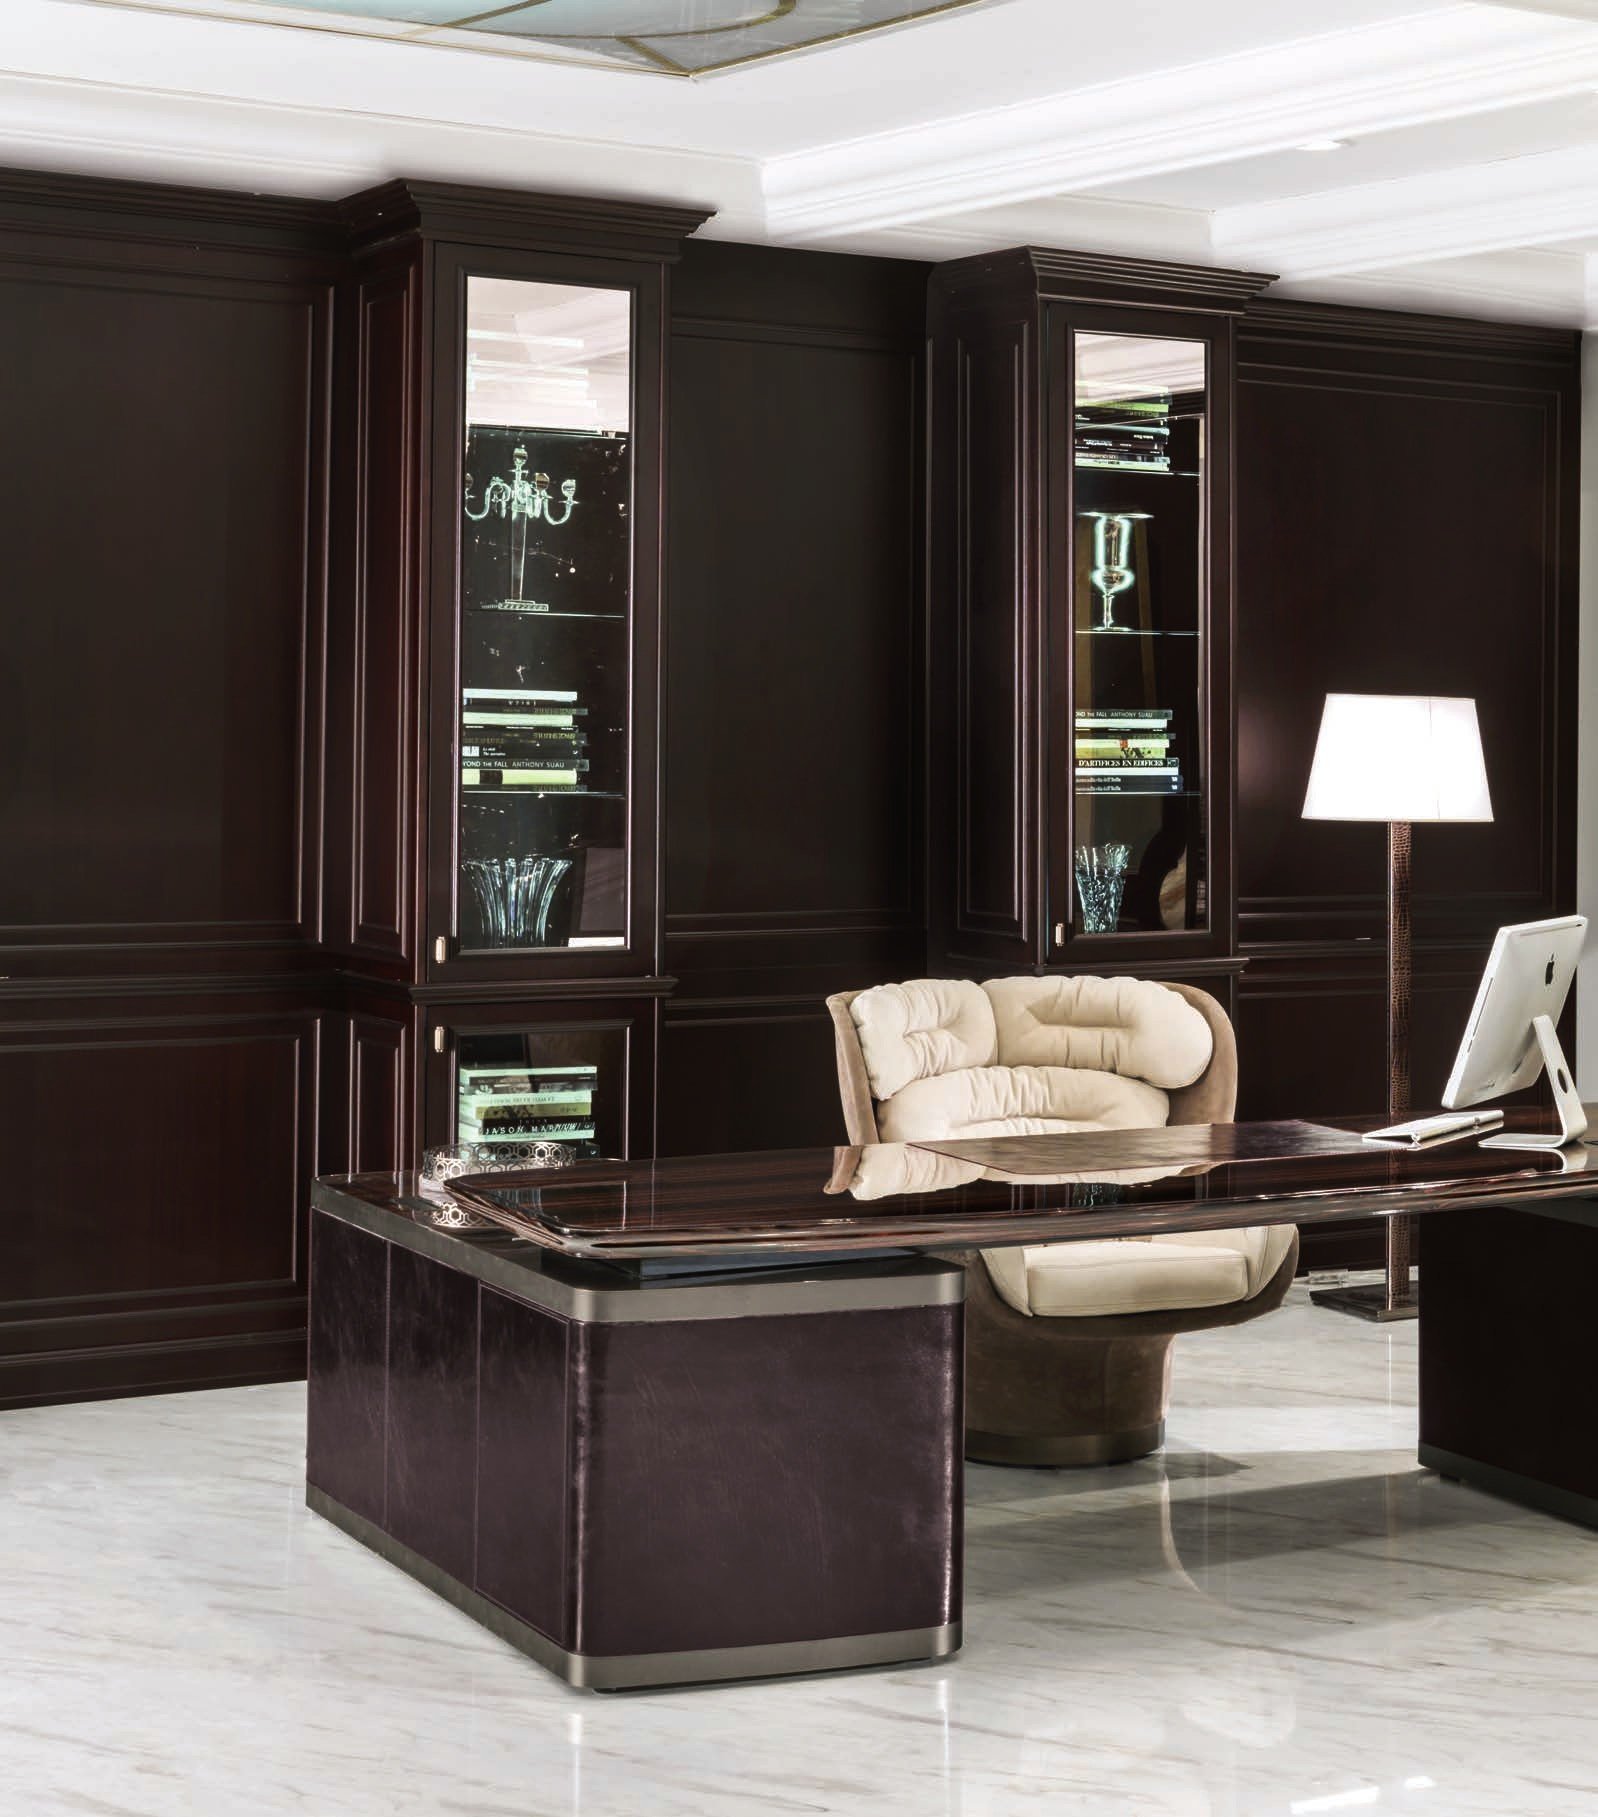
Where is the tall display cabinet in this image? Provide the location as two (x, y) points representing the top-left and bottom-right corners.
(928, 249), (1273, 1012)
(327, 183), (711, 1172)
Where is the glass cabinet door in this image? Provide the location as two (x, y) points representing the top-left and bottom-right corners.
(1070, 330), (1208, 937)
(456, 276), (633, 955)
(452, 1023), (628, 1159)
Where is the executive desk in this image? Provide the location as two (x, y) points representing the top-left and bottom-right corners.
(307, 1117), (1598, 1691)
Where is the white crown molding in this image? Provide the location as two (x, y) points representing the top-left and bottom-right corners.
(1211, 143), (1598, 278)
(826, 193), (1215, 263)
(760, 5), (1598, 239)
(0, 69), (764, 224)
(1269, 248), (1586, 327)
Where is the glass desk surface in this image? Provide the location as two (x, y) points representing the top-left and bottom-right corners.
(321, 1112), (1598, 1264)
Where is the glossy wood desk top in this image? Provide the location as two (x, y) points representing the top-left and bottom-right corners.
(418, 1111), (1598, 1263)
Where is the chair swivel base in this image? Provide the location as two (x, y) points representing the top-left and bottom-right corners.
(965, 1421), (1166, 1468)
(1308, 1274), (1417, 1322)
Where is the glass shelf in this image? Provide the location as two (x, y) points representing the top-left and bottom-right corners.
(1078, 790), (1202, 802)
(462, 789), (626, 800)
(1075, 466), (1202, 481)
(467, 608), (626, 623)
(1075, 628), (1198, 639)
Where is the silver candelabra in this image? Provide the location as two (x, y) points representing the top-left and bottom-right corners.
(464, 445), (578, 607)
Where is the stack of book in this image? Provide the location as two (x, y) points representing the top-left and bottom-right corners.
(1075, 708), (1182, 793)
(1074, 397), (1171, 473)
(457, 1063), (599, 1147)
(462, 687), (589, 790)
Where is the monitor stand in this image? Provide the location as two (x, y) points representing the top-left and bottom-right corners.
(1478, 1014), (1589, 1151)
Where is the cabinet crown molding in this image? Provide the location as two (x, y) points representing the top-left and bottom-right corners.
(0, 164), (341, 255)
(339, 179), (715, 261)
(934, 245), (1277, 316)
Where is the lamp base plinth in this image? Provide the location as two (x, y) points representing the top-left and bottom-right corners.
(1309, 1275), (1418, 1322)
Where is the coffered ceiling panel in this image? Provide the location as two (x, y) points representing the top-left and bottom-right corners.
(111, 0), (1003, 72)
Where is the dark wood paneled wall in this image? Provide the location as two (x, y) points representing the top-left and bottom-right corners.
(1235, 301), (1580, 1267)
(0, 173), (339, 1403)
(2, 162), (1580, 1399)
(658, 242), (929, 1155)
(0, 183), (929, 1398)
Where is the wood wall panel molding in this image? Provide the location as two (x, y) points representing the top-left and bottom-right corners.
(0, 1328), (311, 1413)
(671, 317), (912, 354)
(1235, 969), (1484, 1119)
(661, 991), (837, 1022)
(666, 909), (920, 935)
(951, 320), (1033, 946)
(0, 165), (347, 1403)
(7, 165), (1575, 1363)
(1239, 889), (1558, 949)
(662, 933), (923, 1004)
(406, 976), (677, 1006)
(0, 253), (332, 965)
(657, 998), (842, 1157)
(0, 164), (341, 254)
(0, 1008), (320, 1407)
(0, 968), (333, 1001)
(1231, 292), (1578, 1274)
(0, 176), (930, 1399)
(656, 237), (928, 1143)
(664, 314), (921, 943)
(350, 256), (422, 964)
(1242, 296), (1580, 363)
(350, 1012), (410, 1176)
(1235, 338), (1576, 1009)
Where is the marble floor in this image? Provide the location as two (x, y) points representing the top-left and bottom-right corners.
(7, 1285), (1598, 1816)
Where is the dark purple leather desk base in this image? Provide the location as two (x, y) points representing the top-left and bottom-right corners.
(306, 1181), (963, 1690)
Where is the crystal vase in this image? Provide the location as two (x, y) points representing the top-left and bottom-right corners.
(1074, 842), (1132, 934)
(462, 854), (573, 948)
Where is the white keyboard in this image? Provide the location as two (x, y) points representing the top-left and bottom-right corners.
(1362, 1109), (1506, 1148)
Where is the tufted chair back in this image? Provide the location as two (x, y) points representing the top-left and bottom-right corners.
(826, 975), (1292, 1463)
(826, 975), (1236, 1146)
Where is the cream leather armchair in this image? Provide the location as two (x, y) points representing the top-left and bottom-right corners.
(826, 974), (1298, 1466)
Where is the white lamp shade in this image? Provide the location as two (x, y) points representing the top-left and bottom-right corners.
(1301, 693), (1493, 823)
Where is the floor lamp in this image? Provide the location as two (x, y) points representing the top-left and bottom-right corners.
(1300, 693), (1494, 1322)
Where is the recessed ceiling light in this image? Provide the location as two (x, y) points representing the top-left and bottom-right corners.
(1296, 137), (1351, 152)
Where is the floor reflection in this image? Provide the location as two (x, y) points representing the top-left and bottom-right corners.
(8, 1288), (1598, 1815)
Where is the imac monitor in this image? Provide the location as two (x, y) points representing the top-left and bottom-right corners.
(1442, 915), (1588, 1151)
